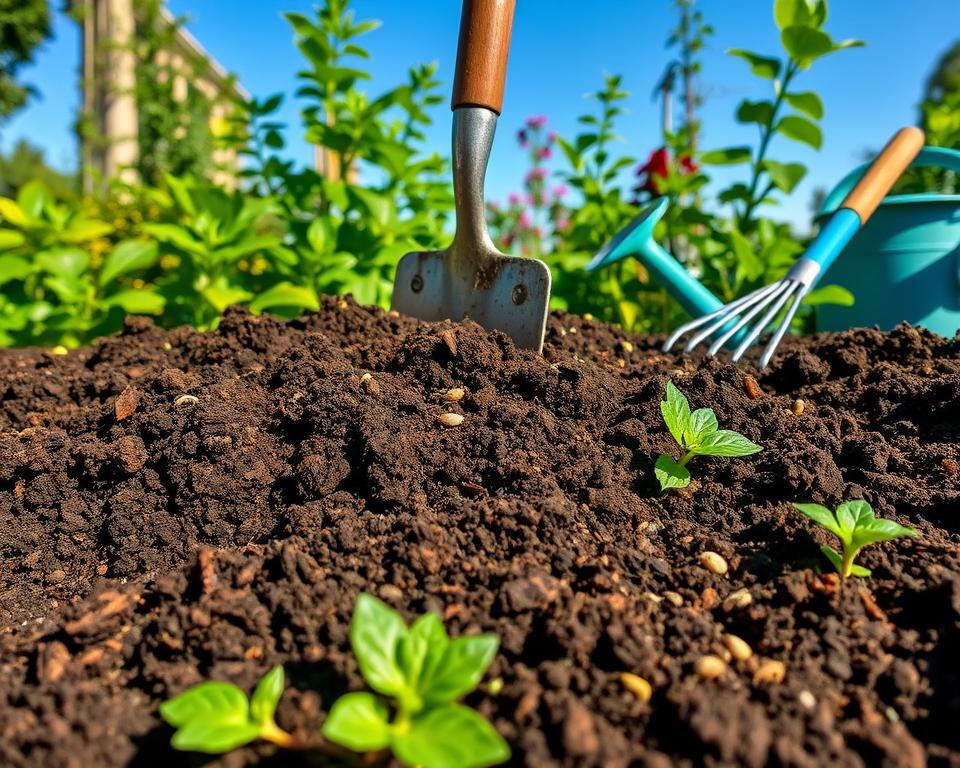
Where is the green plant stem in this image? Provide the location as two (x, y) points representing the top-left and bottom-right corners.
(839, 547), (856, 579)
(678, 450), (695, 467)
(739, 59), (799, 228)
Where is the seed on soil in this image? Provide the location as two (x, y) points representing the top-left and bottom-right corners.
(695, 655), (727, 680)
(700, 551), (728, 575)
(723, 588), (753, 612)
(942, 457), (958, 477)
(443, 387), (466, 402)
(360, 373), (380, 394)
(436, 412), (464, 427)
(487, 677), (504, 696)
(620, 672), (653, 703)
(753, 659), (787, 685)
(798, 690), (816, 710)
(51, 345), (69, 356)
(792, 399), (805, 416)
(722, 634), (753, 661)
(743, 375), (761, 399)
(379, 584), (403, 603)
(174, 394), (198, 406)
(619, 340), (634, 354)
(664, 591), (684, 607)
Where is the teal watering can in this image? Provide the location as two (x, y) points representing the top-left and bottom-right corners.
(816, 145), (960, 336)
(588, 127), (928, 365)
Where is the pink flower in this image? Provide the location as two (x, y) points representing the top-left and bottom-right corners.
(518, 211), (532, 228)
(537, 146), (552, 160)
(556, 216), (570, 232)
(552, 184), (568, 198)
(548, 131), (558, 142)
(526, 115), (548, 129)
(508, 192), (522, 205)
(525, 167), (547, 182)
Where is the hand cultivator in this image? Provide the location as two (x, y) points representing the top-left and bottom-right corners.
(591, 127), (925, 368)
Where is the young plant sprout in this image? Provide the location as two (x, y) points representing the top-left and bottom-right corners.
(656, 380), (762, 491)
(160, 665), (293, 753)
(322, 593), (510, 768)
(793, 500), (918, 578)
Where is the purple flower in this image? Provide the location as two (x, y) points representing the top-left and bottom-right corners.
(517, 128), (529, 148)
(526, 115), (548, 129)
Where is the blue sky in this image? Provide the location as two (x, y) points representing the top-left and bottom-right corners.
(2, 0), (959, 229)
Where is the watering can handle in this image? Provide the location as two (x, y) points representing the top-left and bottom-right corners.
(819, 141), (960, 217)
(452, 0), (515, 114)
(835, 127), (925, 222)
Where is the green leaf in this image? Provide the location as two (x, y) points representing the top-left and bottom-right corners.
(0, 198), (28, 227)
(819, 545), (846, 574)
(781, 26), (834, 67)
(793, 502), (843, 538)
(784, 91), (824, 119)
(804, 285), (854, 307)
(322, 692), (391, 753)
(392, 704), (510, 768)
(99, 240), (159, 286)
(102, 289), (165, 315)
(160, 681), (249, 729)
(685, 407), (718, 448)
(693, 430), (761, 457)
(700, 146), (753, 165)
(420, 633), (499, 707)
(18, 181), (52, 221)
(655, 454), (691, 491)
(249, 282), (320, 315)
(850, 517), (917, 550)
(201, 283), (253, 313)
(351, 593), (409, 698)
(0, 255), (31, 284)
(660, 381), (692, 448)
(61, 217), (113, 243)
(36, 248), (90, 278)
(762, 160), (807, 193)
(736, 100), (776, 127)
(170, 716), (261, 754)
(0, 229), (25, 250)
(774, 0), (814, 30)
(727, 49), (781, 80)
(834, 499), (861, 537)
(250, 666), (285, 726)
(777, 115), (822, 149)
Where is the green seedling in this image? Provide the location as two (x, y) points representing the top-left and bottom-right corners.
(323, 593), (509, 768)
(656, 380), (762, 491)
(793, 499), (918, 578)
(160, 665), (294, 753)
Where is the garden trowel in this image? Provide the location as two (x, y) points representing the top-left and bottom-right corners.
(391, 0), (551, 351)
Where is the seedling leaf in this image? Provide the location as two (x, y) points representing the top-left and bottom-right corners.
(351, 593), (409, 697)
(693, 429), (762, 457)
(661, 380), (691, 447)
(686, 407), (718, 448)
(250, 665), (285, 726)
(160, 681), (248, 728)
(420, 634), (500, 706)
(655, 454), (691, 491)
(392, 704), (511, 768)
(794, 500), (917, 578)
(170, 716), (261, 754)
(322, 692), (391, 752)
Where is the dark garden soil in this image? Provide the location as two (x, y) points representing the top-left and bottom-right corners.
(1, 298), (959, 767)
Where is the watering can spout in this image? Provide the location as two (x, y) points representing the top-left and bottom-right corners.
(588, 197), (725, 318)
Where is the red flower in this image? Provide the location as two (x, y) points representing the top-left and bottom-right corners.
(636, 147), (670, 194)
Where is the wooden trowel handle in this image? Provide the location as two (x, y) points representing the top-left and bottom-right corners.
(841, 126), (925, 222)
(452, 0), (515, 114)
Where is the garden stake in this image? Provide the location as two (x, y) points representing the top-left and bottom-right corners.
(664, 127), (924, 368)
(391, 0), (552, 351)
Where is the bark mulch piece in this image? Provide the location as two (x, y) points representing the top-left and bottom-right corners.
(0, 299), (958, 767)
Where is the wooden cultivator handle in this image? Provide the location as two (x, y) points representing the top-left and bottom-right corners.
(841, 126), (925, 222)
(452, 0), (516, 114)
